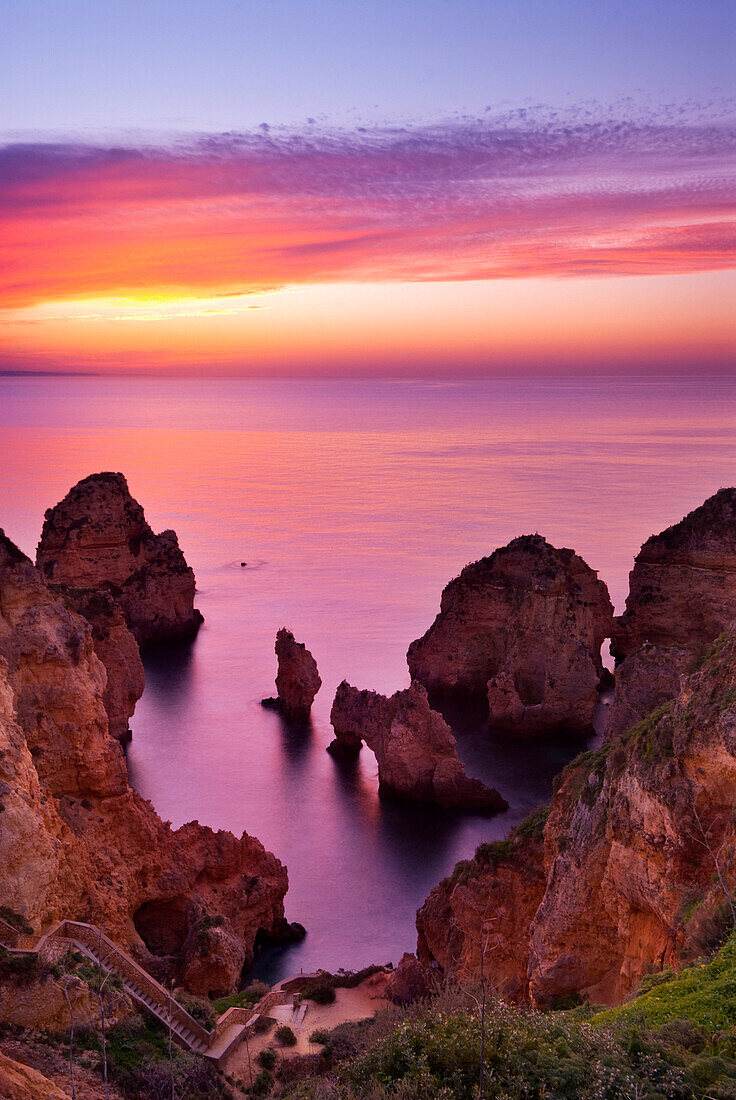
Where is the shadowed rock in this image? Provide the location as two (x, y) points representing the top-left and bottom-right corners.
(329, 680), (507, 812)
(0, 531), (288, 997)
(264, 627), (321, 721)
(609, 488), (736, 737)
(418, 621), (736, 1006)
(408, 534), (613, 735)
(36, 472), (203, 647)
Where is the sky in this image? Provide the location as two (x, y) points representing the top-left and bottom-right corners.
(1, 0), (735, 376)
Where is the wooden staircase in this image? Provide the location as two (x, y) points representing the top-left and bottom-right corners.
(47, 921), (212, 1055)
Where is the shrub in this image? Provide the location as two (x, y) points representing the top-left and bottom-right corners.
(304, 981), (336, 1005)
(254, 1042), (273, 1069)
(0, 947), (37, 983)
(310, 1029), (330, 1044)
(177, 991), (216, 1030)
(258, 1046), (277, 1069)
(214, 979), (270, 1016)
(0, 907), (34, 935)
(275, 1024), (298, 1046)
(249, 1068), (274, 1096)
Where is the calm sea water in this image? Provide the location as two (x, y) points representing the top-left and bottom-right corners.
(2, 374), (736, 981)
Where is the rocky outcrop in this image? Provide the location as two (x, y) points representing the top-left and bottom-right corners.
(36, 472), (203, 646)
(418, 624), (736, 1006)
(611, 488), (736, 660)
(407, 535), (613, 735)
(0, 532), (288, 997)
(0, 1051), (71, 1100)
(61, 589), (145, 743)
(608, 489), (736, 737)
(385, 952), (429, 1004)
(329, 680), (507, 812)
(264, 628), (321, 721)
(605, 643), (692, 741)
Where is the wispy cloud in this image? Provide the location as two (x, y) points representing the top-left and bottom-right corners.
(1, 103), (735, 309)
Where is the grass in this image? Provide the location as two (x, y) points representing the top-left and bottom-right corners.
(213, 979), (270, 1016)
(598, 929), (736, 1031)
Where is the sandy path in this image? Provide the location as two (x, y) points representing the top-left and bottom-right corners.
(222, 973), (390, 1086)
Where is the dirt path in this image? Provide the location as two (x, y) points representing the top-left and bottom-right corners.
(222, 971), (390, 1086)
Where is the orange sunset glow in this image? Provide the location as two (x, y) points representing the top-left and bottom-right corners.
(2, 110), (735, 374)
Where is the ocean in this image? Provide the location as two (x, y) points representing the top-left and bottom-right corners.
(2, 373), (736, 980)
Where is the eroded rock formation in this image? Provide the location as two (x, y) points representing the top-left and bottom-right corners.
(36, 472), (203, 647)
(329, 680), (507, 812)
(61, 589), (145, 743)
(608, 488), (736, 737)
(407, 535), (613, 735)
(264, 627), (321, 721)
(0, 532), (287, 997)
(385, 952), (429, 1004)
(417, 624), (736, 1005)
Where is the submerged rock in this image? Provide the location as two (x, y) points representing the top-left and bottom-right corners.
(329, 680), (507, 812)
(36, 471), (203, 646)
(267, 627), (322, 721)
(0, 531), (288, 997)
(408, 534), (613, 735)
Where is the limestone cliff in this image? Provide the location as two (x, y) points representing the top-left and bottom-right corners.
(0, 532), (287, 997)
(417, 624), (736, 1006)
(608, 488), (736, 736)
(407, 535), (613, 735)
(329, 680), (507, 812)
(61, 588), (145, 743)
(36, 472), (203, 646)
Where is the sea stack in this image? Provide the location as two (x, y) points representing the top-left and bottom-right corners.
(329, 679), (507, 812)
(36, 472), (203, 647)
(272, 627), (322, 721)
(608, 487), (736, 738)
(407, 534), (613, 735)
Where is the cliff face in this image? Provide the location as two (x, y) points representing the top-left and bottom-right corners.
(417, 624), (736, 1006)
(61, 589), (145, 743)
(36, 472), (203, 646)
(274, 627), (322, 721)
(0, 533), (287, 997)
(407, 535), (613, 735)
(608, 489), (736, 737)
(329, 680), (507, 812)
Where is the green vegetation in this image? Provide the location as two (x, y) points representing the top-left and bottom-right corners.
(0, 907), (34, 935)
(177, 990), (216, 1029)
(103, 1015), (230, 1099)
(298, 965), (385, 1004)
(0, 946), (37, 983)
(258, 1047), (277, 1068)
(309, 1029), (330, 1045)
(275, 1024), (298, 1046)
(599, 930), (736, 1031)
(213, 979), (270, 1015)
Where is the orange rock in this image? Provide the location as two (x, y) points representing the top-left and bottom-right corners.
(408, 535), (613, 736)
(273, 627), (321, 721)
(0, 1050), (71, 1100)
(0, 532), (288, 998)
(609, 488), (736, 736)
(329, 680), (507, 812)
(36, 472), (203, 646)
(417, 623), (736, 1006)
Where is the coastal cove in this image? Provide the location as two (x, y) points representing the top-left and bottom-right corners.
(3, 373), (736, 983)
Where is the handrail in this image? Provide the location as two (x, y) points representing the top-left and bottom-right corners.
(59, 921), (211, 1046)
